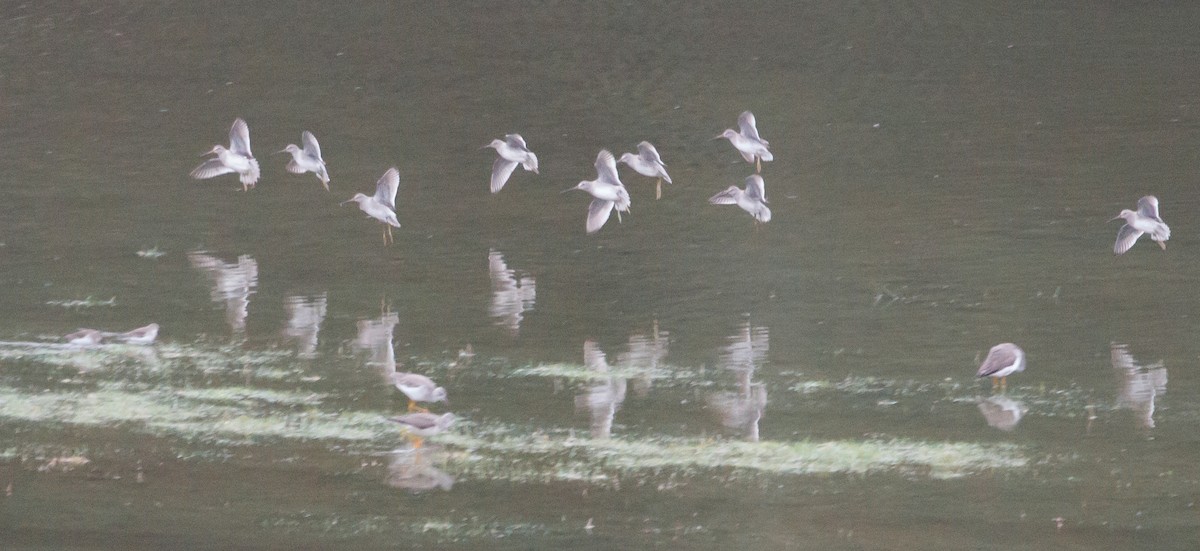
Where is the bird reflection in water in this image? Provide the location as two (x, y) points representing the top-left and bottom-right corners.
(706, 321), (769, 441)
(488, 249), (535, 337)
(617, 320), (669, 398)
(188, 252), (258, 337)
(281, 293), (326, 359)
(384, 446), (454, 493)
(574, 340), (626, 439)
(1111, 343), (1167, 430)
(976, 395), (1027, 432)
(354, 308), (400, 375)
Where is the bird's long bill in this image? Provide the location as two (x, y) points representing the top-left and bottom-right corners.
(1107, 215), (1121, 222)
(711, 134), (725, 140)
(198, 147), (217, 157)
(560, 187), (579, 194)
(339, 199), (354, 206)
(274, 149), (289, 155)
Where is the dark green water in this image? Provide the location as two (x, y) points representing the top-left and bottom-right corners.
(2, 1), (1199, 549)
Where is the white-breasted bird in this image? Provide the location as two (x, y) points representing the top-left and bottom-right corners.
(341, 167), (401, 245)
(563, 150), (631, 234)
(191, 118), (261, 191)
(278, 131), (330, 190)
(1111, 195), (1170, 254)
(976, 343), (1025, 392)
(715, 111), (772, 173)
(484, 134), (539, 193)
(618, 141), (673, 200)
(708, 174), (771, 224)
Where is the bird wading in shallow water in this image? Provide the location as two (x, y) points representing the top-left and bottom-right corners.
(1111, 195), (1170, 254)
(563, 150), (631, 234)
(191, 118), (261, 191)
(484, 134), (539, 193)
(715, 111), (772, 173)
(618, 141), (672, 200)
(342, 167), (401, 245)
(709, 174), (771, 225)
(389, 412), (456, 448)
(388, 372), (448, 412)
(278, 130), (330, 190)
(976, 343), (1025, 392)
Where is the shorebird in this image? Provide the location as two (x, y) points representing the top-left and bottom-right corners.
(64, 329), (105, 347)
(715, 111), (772, 173)
(709, 174), (771, 224)
(388, 372), (448, 412)
(389, 412), (456, 448)
(976, 342), (1025, 392)
(342, 167), (401, 245)
(278, 131), (330, 190)
(190, 118), (260, 191)
(102, 323), (159, 345)
(1111, 195), (1170, 254)
(618, 141), (672, 199)
(563, 150), (631, 234)
(484, 134), (539, 193)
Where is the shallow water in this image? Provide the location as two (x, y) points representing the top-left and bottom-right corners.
(2, 1), (1200, 549)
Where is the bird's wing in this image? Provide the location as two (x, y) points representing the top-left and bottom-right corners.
(1137, 195), (1161, 220)
(586, 199), (615, 234)
(745, 174), (767, 203)
(977, 344), (1021, 377)
(1114, 224), (1144, 255)
(708, 186), (740, 205)
(302, 130), (322, 160)
(229, 118), (252, 156)
(285, 159), (306, 174)
(594, 150), (622, 186)
(637, 141), (663, 165)
(190, 159), (235, 180)
(375, 167), (400, 209)
(490, 157), (519, 193)
(738, 111), (766, 144)
(506, 133), (528, 150)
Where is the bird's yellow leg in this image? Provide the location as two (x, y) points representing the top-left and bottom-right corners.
(756, 158), (762, 173)
(1000, 376), (1007, 393)
(387, 225), (394, 245)
(656, 179), (662, 200)
(1159, 241), (1167, 250)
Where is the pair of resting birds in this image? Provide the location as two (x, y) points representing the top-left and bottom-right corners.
(488, 111), (774, 234)
(385, 372), (455, 447)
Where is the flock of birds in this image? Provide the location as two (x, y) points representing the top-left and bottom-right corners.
(188, 111), (776, 241)
(121, 110), (1171, 442)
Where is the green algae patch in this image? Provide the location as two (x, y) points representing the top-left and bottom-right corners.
(437, 423), (1026, 482)
(509, 362), (694, 382)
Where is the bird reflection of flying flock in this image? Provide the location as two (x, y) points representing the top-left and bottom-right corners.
(355, 310), (400, 376)
(1110, 343), (1168, 430)
(281, 293), (327, 358)
(617, 321), (669, 398)
(574, 340), (627, 439)
(488, 250), (535, 337)
(706, 321), (769, 441)
(188, 252), (258, 336)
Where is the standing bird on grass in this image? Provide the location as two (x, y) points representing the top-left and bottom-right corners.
(709, 174), (771, 225)
(278, 131), (330, 190)
(484, 134), (539, 193)
(563, 150), (631, 234)
(342, 167), (401, 245)
(976, 343), (1025, 392)
(191, 118), (260, 191)
(1111, 195), (1170, 254)
(618, 141), (672, 200)
(715, 111), (772, 173)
